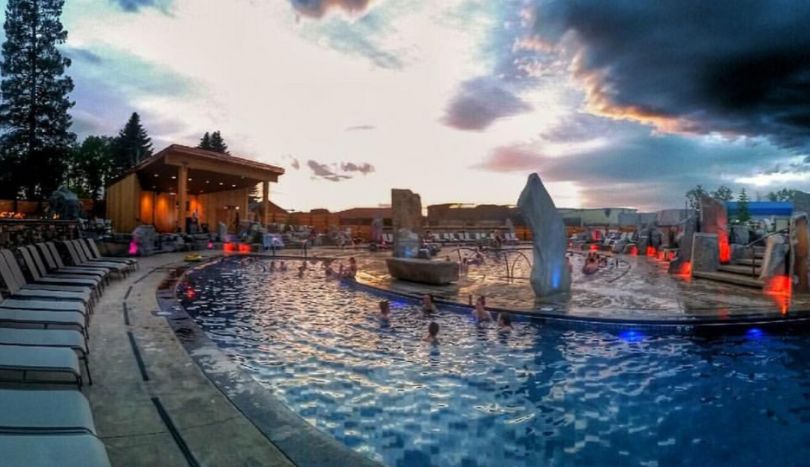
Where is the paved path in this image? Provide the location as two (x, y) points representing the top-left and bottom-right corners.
(85, 252), (294, 467)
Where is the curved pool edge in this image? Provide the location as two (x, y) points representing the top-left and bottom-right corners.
(157, 256), (382, 467)
(350, 277), (810, 333)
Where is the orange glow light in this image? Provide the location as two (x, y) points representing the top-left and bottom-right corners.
(675, 261), (692, 276)
(223, 242), (236, 253)
(628, 245), (639, 256)
(764, 275), (792, 315)
(719, 237), (731, 263)
(646, 246), (656, 257)
(238, 243), (252, 253)
(589, 244), (598, 251)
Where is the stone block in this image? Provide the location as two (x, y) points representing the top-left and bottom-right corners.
(691, 233), (719, 273)
(759, 235), (788, 281)
(386, 258), (459, 285)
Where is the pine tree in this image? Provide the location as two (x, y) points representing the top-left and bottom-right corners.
(70, 136), (114, 202)
(0, 0), (76, 199)
(209, 130), (229, 154)
(737, 188), (751, 223)
(197, 132), (211, 150)
(112, 112), (152, 176)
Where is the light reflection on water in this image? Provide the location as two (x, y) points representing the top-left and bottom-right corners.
(183, 257), (810, 467)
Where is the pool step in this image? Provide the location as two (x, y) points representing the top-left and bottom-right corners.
(692, 271), (765, 288)
(735, 258), (763, 267)
(718, 264), (761, 276)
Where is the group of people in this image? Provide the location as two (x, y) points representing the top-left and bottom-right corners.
(324, 257), (358, 280)
(376, 293), (514, 346)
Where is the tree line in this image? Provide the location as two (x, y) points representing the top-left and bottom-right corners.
(0, 0), (230, 212)
(685, 184), (800, 223)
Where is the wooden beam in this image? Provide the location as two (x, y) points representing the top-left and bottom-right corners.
(262, 181), (270, 227)
(164, 153), (279, 182)
(177, 165), (188, 233)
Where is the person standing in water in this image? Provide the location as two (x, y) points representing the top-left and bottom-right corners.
(378, 300), (391, 323)
(497, 312), (513, 332)
(473, 296), (492, 322)
(421, 294), (438, 316)
(423, 321), (440, 344)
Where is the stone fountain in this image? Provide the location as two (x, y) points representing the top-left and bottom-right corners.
(517, 173), (571, 297)
(386, 188), (459, 285)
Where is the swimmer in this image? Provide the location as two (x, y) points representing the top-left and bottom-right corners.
(378, 300), (391, 322)
(473, 296), (492, 322)
(423, 321), (440, 345)
(497, 312), (513, 332)
(421, 294), (438, 316)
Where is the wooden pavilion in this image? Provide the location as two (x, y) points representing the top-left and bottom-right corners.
(106, 144), (284, 234)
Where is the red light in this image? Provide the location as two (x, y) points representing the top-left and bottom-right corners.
(646, 246), (656, 257)
(764, 275), (791, 315)
(589, 244), (598, 251)
(718, 237), (730, 263)
(207, 241), (213, 249)
(223, 242), (236, 253)
(675, 260), (692, 276)
(185, 288), (196, 300)
(238, 243), (252, 253)
(628, 245), (638, 256)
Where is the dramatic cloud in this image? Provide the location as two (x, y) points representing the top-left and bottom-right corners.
(345, 125), (375, 131)
(443, 77), (532, 131)
(531, 0), (810, 149)
(306, 160), (376, 181)
(340, 162), (374, 175)
(290, 0), (373, 18)
(110, 0), (170, 13)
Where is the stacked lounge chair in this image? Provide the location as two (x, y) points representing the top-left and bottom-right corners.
(0, 239), (136, 467)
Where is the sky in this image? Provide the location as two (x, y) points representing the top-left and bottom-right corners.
(10, 0), (810, 211)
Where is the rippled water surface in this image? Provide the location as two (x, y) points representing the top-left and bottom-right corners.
(182, 257), (810, 467)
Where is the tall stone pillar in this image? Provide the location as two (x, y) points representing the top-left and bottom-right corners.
(391, 189), (422, 258)
(177, 164), (188, 233)
(699, 195), (730, 263)
(793, 213), (810, 293)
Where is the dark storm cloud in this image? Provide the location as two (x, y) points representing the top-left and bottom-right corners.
(530, 0), (810, 148)
(291, 0), (372, 18)
(475, 117), (797, 209)
(443, 77), (532, 131)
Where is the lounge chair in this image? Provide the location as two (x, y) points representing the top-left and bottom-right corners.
(34, 244), (109, 282)
(61, 241), (127, 277)
(82, 239), (138, 271)
(0, 309), (87, 339)
(0, 389), (96, 434)
(73, 240), (132, 275)
(0, 433), (111, 467)
(41, 244), (108, 286)
(7, 248), (102, 288)
(0, 329), (90, 384)
(0, 344), (84, 388)
(0, 251), (93, 309)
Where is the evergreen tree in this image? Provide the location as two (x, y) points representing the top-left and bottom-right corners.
(0, 0), (75, 199)
(209, 130), (229, 154)
(197, 132), (211, 150)
(112, 112), (152, 176)
(685, 185), (707, 210)
(737, 188), (751, 223)
(711, 185), (734, 201)
(69, 136), (115, 202)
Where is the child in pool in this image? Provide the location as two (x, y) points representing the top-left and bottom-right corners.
(497, 312), (513, 332)
(421, 294), (438, 316)
(473, 296), (492, 322)
(423, 321), (440, 345)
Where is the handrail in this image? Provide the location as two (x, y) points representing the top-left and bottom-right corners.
(741, 229), (789, 277)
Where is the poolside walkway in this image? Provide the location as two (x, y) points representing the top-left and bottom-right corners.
(85, 252), (293, 467)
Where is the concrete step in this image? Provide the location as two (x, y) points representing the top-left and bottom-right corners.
(693, 271), (765, 288)
(736, 258), (763, 267)
(718, 264), (761, 276)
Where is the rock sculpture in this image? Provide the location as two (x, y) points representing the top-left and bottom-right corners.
(48, 186), (83, 220)
(517, 173), (571, 296)
(391, 189), (422, 258)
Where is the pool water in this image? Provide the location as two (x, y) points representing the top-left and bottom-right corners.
(181, 257), (810, 467)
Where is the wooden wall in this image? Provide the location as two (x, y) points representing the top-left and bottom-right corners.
(133, 188), (249, 233)
(106, 174), (141, 233)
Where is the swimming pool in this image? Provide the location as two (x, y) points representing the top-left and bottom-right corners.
(181, 257), (810, 467)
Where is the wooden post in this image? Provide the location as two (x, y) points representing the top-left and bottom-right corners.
(262, 181), (270, 227)
(177, 165), (188, 233)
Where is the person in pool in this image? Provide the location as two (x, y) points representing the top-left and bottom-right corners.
(378, 300), (391, 323)
(473, 296), (492, 322)
(497, 312), (513, 332)
(341, 257), (358, 279)
(270, 261), (276, 272)
(279, 261), (288, 272)
(421, 294), (438, 316)
(423, 321), (440, 345)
